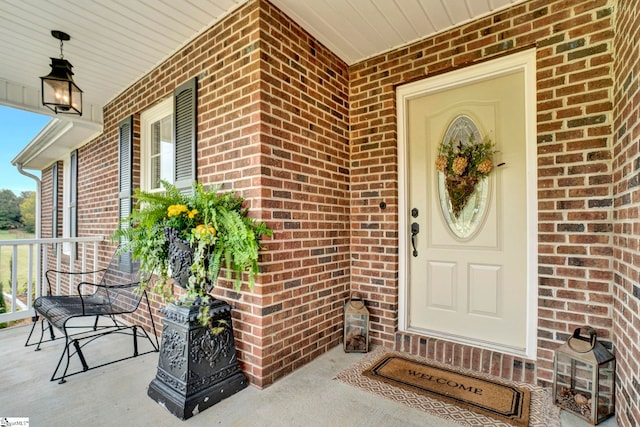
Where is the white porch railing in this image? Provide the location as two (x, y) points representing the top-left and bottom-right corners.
(0, 236), (104, 324)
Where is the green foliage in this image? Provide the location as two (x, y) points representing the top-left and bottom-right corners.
(0, 282), (6, 312)
(19, 191), (36, 233)
(0, 190), (34, 231)
(112, 181), (272, 322)
(0, 189), (21, 229)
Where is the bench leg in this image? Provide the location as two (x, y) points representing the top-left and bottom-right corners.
(143, 291), (160, 351)
(24, 315), (39, 347)
(51, 335), (72, 384)
(25, 314), (56, 350)
(133, 325), (139, 357)
(47, 322), (55, 341)
(52, 330), (89, 384)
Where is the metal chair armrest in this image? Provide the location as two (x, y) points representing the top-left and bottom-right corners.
(45, 268), (107, 296)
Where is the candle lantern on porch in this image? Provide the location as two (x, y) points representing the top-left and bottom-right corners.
(553, 326), (615, 425)
(343, 294), (369, 353)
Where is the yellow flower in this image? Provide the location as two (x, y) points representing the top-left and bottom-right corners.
(452, 157), (468, 176)
(187, 209), (198, 219)
(167, 204), (188, 217)
(435, 156), (447, 173)
(195, 224), (216, 237)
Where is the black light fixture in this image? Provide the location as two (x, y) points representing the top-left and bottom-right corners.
(40, 30), (82, 115)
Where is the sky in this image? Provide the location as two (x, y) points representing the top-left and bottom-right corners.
(0, 105), (51, 196)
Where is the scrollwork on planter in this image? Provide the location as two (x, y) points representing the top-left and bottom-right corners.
(190, 323), (234, 368)
(160, 329), (187, 371)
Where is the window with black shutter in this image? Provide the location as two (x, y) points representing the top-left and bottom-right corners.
(118, 116), (134, 271)
(173, 77), (197, 192)
(140, 77), (197, 194)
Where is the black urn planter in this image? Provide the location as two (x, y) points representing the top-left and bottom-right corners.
(165, 227), (212, 291)
(147, 299), (247, 420)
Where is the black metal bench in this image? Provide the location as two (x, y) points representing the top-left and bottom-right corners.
(25, 252), (159, 383)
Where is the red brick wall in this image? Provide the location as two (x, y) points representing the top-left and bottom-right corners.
(245, 0), (350, 386)
(350, 0), (616, 387)
(40, 164), (54, 240)
(38, 0), (349, 388)
(612, 0), (640, 425)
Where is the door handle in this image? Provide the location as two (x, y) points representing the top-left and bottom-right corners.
(411, 222), (419, 257)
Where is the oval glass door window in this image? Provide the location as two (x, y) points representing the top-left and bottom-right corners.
(437, 115), (491, 239)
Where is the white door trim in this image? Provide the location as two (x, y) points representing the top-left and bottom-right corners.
(397, 49), (538, 359)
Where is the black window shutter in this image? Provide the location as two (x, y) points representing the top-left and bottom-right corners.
(173, 77), (197, 192)
(118, 116), (134, 271)
(70, 149), (78, 259)
(52, 162), (59, 239)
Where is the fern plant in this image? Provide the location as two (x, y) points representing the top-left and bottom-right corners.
(112, 180), (271, 324)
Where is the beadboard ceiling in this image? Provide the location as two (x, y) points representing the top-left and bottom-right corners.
(2, 0), (525, 167)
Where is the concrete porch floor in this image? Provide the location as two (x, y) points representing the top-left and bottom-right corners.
(2, 324), (617, 427)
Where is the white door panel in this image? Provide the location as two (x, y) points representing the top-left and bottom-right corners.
(426, 261), (456, 310)
(468, 263), (501, 317)
(402, 56), (532, 353)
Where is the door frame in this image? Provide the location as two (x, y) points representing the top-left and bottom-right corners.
(397, 49), (538, 359)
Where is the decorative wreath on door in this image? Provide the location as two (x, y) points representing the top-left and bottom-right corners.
(435, 134), (496, 218)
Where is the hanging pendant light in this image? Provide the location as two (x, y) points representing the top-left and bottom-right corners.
(40, 30), (83, 115)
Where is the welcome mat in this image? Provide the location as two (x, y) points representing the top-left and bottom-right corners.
(364, 354), (530, 426)
(334, 347), (560, 427)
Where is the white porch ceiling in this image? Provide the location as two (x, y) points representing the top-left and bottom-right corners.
(1, 0), (526, 169)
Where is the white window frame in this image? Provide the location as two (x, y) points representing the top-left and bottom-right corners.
(141, 97), (173, 192)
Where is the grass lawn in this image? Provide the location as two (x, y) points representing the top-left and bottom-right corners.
(0, 229), (36, 293)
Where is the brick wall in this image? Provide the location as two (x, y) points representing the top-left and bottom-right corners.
(349, 0), (616, 387)
(40, 164), (54, 240)
(237, 0), (350, 387)
(612, 0), (640, 425)
(38, 0), (349, 388)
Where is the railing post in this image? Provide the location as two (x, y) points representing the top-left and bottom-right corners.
(55, 243), (62, 295)
(41, 243), (48, 297)
(11, 245), (18, 316)
(27, 244), (34, 309)
(93, 241), (99, 284)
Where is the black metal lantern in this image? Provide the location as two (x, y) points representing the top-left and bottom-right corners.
(40, 30), (82, 115)
(343, 294), (369, 353)
(553, 326), (615, 425)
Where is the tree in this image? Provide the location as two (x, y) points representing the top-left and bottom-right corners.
(0, 189), (21, 229)
(19, 191), (36, 233)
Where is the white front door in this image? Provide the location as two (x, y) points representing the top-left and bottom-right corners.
(398, 51), (537, 356)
